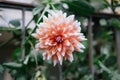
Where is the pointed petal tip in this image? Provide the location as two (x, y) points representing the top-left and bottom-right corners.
(53, 60), (57, 66)
(60, 60), (63, 65)
(69, 54), (74, 62)
(62, 52), (65, 56)
(31, 33), (36, 38)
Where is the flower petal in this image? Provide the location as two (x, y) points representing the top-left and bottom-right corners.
(64, 40), (71, 46)
(32, 10), (86, 65)
(52, 55), (58, 66)
(57, 52), (63, 65)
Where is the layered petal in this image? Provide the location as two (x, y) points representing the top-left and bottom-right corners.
(32, 10), (86, 66)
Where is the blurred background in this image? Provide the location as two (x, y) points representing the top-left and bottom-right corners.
(0, 0), (120, 80)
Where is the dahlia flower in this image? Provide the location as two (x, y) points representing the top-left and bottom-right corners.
(32, 10), (86, 66)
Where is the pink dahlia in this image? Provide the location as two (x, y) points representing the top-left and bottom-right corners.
(32, 10), (86, 66)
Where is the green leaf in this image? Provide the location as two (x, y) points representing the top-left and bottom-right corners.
(0, 65), (4, 73)
(9, 69), (17, 77)
(32, 5), (44, 15)
(12, 48), (21, 60)
(35, 70), (41, 78)
(62, 0), (95, 16)
(0, 27), (21, 31)
(111, 71), (120, 80)
(98, 61), (111, 74)
(9, 19), (21, 27)
(23, 55), (30, 65)
(104, 56), (116, 67)
(108, 18), (120, 29)
(16, 76), (26, 80)
(3, 62), (22, 69)
(81, 75), (92, 80)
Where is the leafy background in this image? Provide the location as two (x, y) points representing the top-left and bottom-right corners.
(0, 0), (120, 80)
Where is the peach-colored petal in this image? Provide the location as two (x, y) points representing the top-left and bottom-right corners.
(32, 10), (86, 66)
(52, 55), (58, 66)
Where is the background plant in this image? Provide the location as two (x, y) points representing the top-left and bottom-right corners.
(0, 0), (120, 80)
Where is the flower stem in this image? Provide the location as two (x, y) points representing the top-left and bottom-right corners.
(50, 4), (56, 10)
(24, 4), (50, 45)
(29, 41), (38, 68)
(58, 64), (62, 80)
(37, 4), (50, 24)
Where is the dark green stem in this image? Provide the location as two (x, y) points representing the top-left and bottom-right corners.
(24, 4), (50, 45)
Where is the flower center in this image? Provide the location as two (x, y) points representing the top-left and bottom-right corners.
(55, 35), (63, 43)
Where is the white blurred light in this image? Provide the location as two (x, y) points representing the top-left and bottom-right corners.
(62, 3), (69, 9)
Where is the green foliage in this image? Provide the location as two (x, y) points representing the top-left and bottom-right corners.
(99, 19), (107, 26)
(3, 62), (22, 69)
(12, 48), (22, 60)
(32, 5), (44, 16)
(111, 71), (120, 80)
(0, 65), (4, 74)
(1, 0), (120, 80)
(90, 0), (110, 11)
(98, 61), (111, 73)
(62, 0), (95, 16)
(9, 19), (21, 27)
(0, 27), (21, 31)
(108, 18), (120, 29)
(16, 76), (26, 80)
(81, 75), (92, 80)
